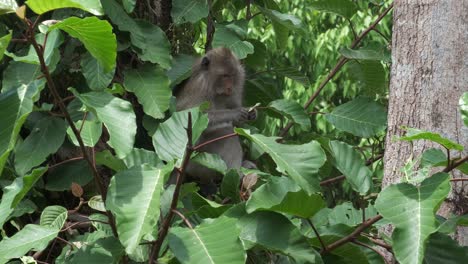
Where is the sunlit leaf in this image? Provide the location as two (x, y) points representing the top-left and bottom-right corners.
(268, 99), (311, 130)
(309, 0), (358, 19)
(40, 205), (67, 229)
(172, 0), (208, 25)
(0, 32), (12, 61)
(81, 52), (115, 90)
(26, 0), (103, 15)
(460, 92), (468, 126)
(0, 0), (18, 15)
(399, 127), (463, 151)
(213, 24), (253, 59)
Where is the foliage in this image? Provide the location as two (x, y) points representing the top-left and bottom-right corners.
(0, 0), (466, 263)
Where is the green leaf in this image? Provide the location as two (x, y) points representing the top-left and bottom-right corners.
(168, 216), (246, 264)
(375, 173), (451, 264)
(191, 193), (230, 218)
(122, 0), (136, 13)
(106, 164), (173, 254)
(424, 232), (468, 264)
(2, 61), (44, 93)
(26, 0), (103, 15)
(0, 0), (18, 15)
(329, 141), (372, 194)
(236, 129), (326, 195)
(131, 20), (173, 68)
(152, 108), (208, 164)
(70, 235), (125, 264)
(239, 211), (323, 263)
(14, 116), (67, 175)
(0, 167), (47, 227)
(0, 32), (12, 61)
(81, 52), (115, 90)
(50, 17), (116, 72)
(268, 99), (311, 130)
(191, 152), (227, 174)
(340, 47), (388, 61)
(88, 195), (106, 212)
(220, 169), (241, 203)
(71, 89), (136, 158)
(399, 127), (463, 151)
(0, 84), (40, 175)
(67, 119), (102, 147)
(309, 0), (358, 19)
(325, 97), (387, 137)
(421, 148), (446, 167)
(166, 54), (196, 86)
(246, 176), (325, 218)
(460, 92), (468, 126)
(258, 7), (303, 32)
(272, 67), (311, 86)
(95, 150), (126, 172)
(347, 61), (387, 96)
(0, 224), (59, 264)
(327, 202), (379, 226)
(213, 24), (254, 59)
(123, 65), (171, 119)
(45, 160), (93, 191)
(40, 205), (67, 229)
(123, 148), (163, 169)
(172, 0), (208, 25)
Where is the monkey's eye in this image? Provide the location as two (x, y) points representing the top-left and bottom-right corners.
(201, 57), (210, 68)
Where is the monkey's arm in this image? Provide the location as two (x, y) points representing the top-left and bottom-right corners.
(206, 108), (255, 127)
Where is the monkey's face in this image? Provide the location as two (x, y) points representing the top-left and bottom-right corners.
(201, 48), (242, 96)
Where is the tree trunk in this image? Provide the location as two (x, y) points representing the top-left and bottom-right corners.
(384, 0), (467, 244)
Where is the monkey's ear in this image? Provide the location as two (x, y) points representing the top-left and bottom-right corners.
(201, 57), (210, 69)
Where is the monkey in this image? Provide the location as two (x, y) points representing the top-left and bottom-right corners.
(174, 47), (256, 189)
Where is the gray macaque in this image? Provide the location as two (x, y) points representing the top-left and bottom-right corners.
(175, 47), (255, 185)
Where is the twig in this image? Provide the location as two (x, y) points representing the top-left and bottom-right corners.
(306, 219), (327, 251)
(26, 21), (119, 238)
(55, 236), (76, 248)
(246, 0), (252, 20)
(320, 154), (383, 186)
(352, 239), (390, 264)
(193, 132), (238, 151)
(48, 157), (84, 170)
(149, 113), (194, 263)
(443, 155), (468, 173)
(172, 209), (193, 229)
(321, 215), (383, 254)
(205, 0), (215, 51)
(451, 178), (468, 182)
(279, 3), (394, 137)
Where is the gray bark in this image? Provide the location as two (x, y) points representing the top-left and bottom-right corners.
(384, 0), (467, 244)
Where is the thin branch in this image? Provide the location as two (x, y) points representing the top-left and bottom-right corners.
(55, 236), (76, 249)
(149, 113), (194, 263)
(347, 18), (358, 40)
(443, 155), (468, 173)
(193, 132), (238, 151)
(279, 3), (394, 137)
(321, 215), (383, 254)
(306, 219), (327, 251)
(26, 21), (119, 238)
(352, 239), (390, 264)
(451, 178), (468, 182)
(372, 28), (390, 42)
(320, 154), (383, 186)
(205, 0), (215, 51)
(246, 0), (252, 20)
(48, 157), (84, 170)
(172, 209), (193, 229)
(363, 235), (392, 251)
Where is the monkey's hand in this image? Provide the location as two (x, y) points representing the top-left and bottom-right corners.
(239, 107), (257, 123)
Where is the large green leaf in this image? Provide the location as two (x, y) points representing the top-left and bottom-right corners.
(45, 160), (93, 191)
(0, 84), (39, 175)
(106, 164), (173, 254)
(424, 232), (468, 263)
(326, 202), (379, 227)
(14, 116), (67, 175)
(172, 0), (208, 25)
(1, 61), (44, 93)
(340, 47), (388, 61)
(123, 148), (163, 169)
(191, 152), (228, 174)
(268, 99), (311, 130)
(325, 97), (387, 137)
(236, 129), (326, 195)
(329, 141), (372, 194)
(238, 211), (323, 263)
(123, 65), (171, 119)
(258, 7), (303, 32)
(0, 0), (17, 15)
(0, 32), (12, 61)
(191, 192), (231, 218)
(213, 24), (254, 59)
(152, 108), (208, 164)
(67, 119), (103, 147)
(50, 17), (116, 72)
(309, 0), (358, 19)
(0, 167), (47, 227)
(26, 0), (103, 15)
(0, 224), (59, 264)
(71, 89), (136, 158)
(40, 205), (67, 230)
(347, 61), (387, 96)
(69, 234), (125, 264)
(460, 92), (468, 126)
(399, 127), (464, 151)
(168, 216), (246, 264)
(375, 173), (451, 264)
(246, 176), (325, 218)
(166, 54), (196, 86)
(81, 52), (115, 90)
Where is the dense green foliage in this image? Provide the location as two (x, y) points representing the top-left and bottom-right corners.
(0, 0), (467, 263)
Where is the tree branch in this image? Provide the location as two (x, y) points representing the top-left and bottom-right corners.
(149, 113), (194, 263)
